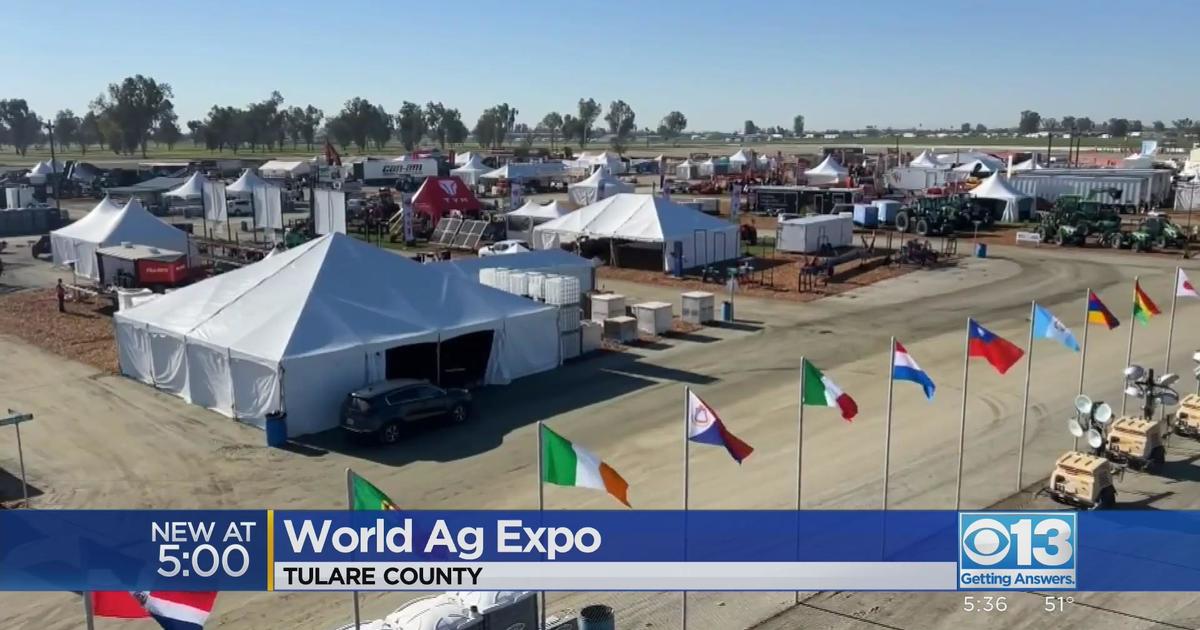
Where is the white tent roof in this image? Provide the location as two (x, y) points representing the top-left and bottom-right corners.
(52, 196), (124, 241)
(968, 174), (1029, 202)
(28, 161), (54, 176)
(508, 200), (570, 220)
(259, 160), (310, 176)
(1011, 158), (1044, 171)
(450, 155), (490, 174)
(454, 152), (478, 166)
(164, 172), (209, 199)
(535, 193), (732, 243)
(952, 159), (996, 174)
(808, 155), (848, 177)
(118, 233), (555, 362)
(677, 159), (694, 167)
(937, 151), (1004, 170)
(729, 149), (752, 163)
(481, 162), (565, 180)
(226, 169), (270, 193)
(909, 150), (944, 168)
(50, 197), (192, 280)
(654, 154), (666, 161)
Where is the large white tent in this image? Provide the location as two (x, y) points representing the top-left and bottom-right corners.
(805, 155), (848, 185)
(450, 155), (492, 186)
(533, 193), (739, 272)
(969, 175), (1032, 222)
(567, 169), (633, 205)
(114, 233), (560, 437)
(164, 172), (208, 200)
(50, 197), (192, 281)
(909, 150), (945, 168)
(508, 200), (570, 221)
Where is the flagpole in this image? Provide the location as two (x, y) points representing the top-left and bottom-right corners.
(345, 468), (362, 630)
(1166, 267), (1181, 374)
(1076, 288), (1091, 450)
(681, 386), (690, 630)
(1017, 301), (1036, 493)
(537, 421), (546, 629)
(1122, 277), (1139, 415)
(83, 593), (95, 630)
(955, 319), (970, 511)
(794, 360), (805, 605)
(882, 338), (895, 510)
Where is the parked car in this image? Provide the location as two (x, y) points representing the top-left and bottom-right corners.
(478, 239), (531, 257)
(227, 198), (251, 216)
(340, 379), (471, 444)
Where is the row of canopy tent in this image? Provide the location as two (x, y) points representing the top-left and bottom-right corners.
(908, 149), (1006, 173)
(532, 193), (740, 272)
(114, 233), (562, 437)
(50, 196), (195, 282)
(164, 170), (288, 237)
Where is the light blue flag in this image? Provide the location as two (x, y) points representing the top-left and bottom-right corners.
(1032, 304), (1080, 352)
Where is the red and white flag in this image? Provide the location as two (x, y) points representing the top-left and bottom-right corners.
(92, 591), (217, 630)
(1177, 269), (1199, 298)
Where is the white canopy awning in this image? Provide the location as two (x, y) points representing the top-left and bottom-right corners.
(567, 168), (634, 205)
(508, 200), (570, 220)
(50, 197), (193, 281)
(164, 172), (209, 200)
(969, 174), (1031, 222)
(226, 169), (270, 193)
(909, 150), (944, 168)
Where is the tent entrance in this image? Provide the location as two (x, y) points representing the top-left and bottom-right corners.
(385, 342), (438, 382)
(438, 330), (494, 388)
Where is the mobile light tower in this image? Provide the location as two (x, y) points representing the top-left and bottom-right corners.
(1046, 394), (1117, 509)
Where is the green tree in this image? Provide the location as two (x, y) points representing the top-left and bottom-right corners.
(424, 101), (449, 149)
(541, 112), (563, 149)
(79, 111), (100, 154)
(975, 123), (987, 133)
(960, 122), (971, 133)
(53, 110), (82, 151)
(0, 99), (42, 156)
(1106, 118), (1129, 137)
(368, 105), (394, 150)
(657, 111), (687, 146)
(1129, 119), (1143, 133)
(490, 103), (517, 147)
(1018, 110), (1041, 134)
(1060, 116), (1077, 131)
(1042, 118), (1059, 131)
(605, 100), (636, 154)
(332, 97), (379, 151)
(90, 75), (175, 156)
(395, 101), (425, 151)
(284, 105), (323, 150)
(443, 109), (468, 147)
(473, 109), (500, 148)
(1153, 120), (1166, 132)
(325, 114), (353, 150)
(1076, 117), (1094, 132)
(155, 116), (182, 150)
(575, 98), (600, 148)
(743, 120), (758, 135)
(1173, 119), (1194, 135)
(792, 114), (805, 136)
(186, 120), (205, 148)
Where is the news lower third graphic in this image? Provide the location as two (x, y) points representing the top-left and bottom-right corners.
(2, 510), (1200, 592)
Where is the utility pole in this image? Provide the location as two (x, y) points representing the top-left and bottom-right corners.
(45, 121), (60, 211)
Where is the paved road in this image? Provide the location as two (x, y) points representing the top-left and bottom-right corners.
(2, 244), (1200, 629)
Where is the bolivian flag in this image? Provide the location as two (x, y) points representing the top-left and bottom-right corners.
(1133, 280), (1161, 326)
(541, 424), (630, 507)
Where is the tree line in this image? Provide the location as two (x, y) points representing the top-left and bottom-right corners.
(1014, 110), (1200, 138)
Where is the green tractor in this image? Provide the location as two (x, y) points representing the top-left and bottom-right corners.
(895, 194), (992, 237)
(1127, 214), (1188, 252)
(1037, 196), (1124, 247)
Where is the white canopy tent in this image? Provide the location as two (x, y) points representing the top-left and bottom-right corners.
(909, 150), (945, 168)
(969, 175), (1032, 222)
(164, 172), (209, 201)
(259, 160), (311, 179)
(226, 169), (271, 194)
(952, 159), (996, 175)
(508, 200), (570, 221)
(454, 151), (479, 166)
(113, 233), (560, 437)
(533, 193), (740, 272)
(481, 162), (566, 181)
(805, 155), (848, 185)
(1010, 158), (1045, 172)
(567, 169), (634, 205)
(729, 149), (753, 171)
(450, 155), (492, 186)
(50, 197), (192, 282)
(937, 151), (1004, 171)
(573, 151), (624, 174)
(676, 159), (700, 180)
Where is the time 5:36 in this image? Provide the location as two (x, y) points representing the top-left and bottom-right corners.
(963, 596), (1007, 612)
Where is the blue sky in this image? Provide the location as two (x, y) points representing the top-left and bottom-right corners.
(2, 1), (1190, 132)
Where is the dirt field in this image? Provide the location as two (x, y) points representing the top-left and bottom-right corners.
(5, 243), (1200, 629)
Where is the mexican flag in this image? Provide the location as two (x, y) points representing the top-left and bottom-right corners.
(802, 359), (858, 421)
(348, 469), (398, 511)
(541, 424), (630, 507)
(1133, 280), (1161, 326)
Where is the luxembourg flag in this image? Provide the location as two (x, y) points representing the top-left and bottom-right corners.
(892, 341), (936, 400)
(687, 389), (754, 463)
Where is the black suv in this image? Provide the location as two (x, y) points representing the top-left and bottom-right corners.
(340, 379), (471, 444)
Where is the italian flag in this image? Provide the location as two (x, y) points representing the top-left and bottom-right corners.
(541, 424), (630, 507)
(348, 469), (398, 511)
(1133, 280), (1161, 326)
(802, 359), (858, 421)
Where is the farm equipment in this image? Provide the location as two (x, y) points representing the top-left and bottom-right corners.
(1036, 199), (1124, 247)
(893, 239), (939, 266)
(1126, 214), (1187, 252)
(893, 194), (992, 236)
(1048, 394), (1119, 509)
(1103, 365), (1178, 471)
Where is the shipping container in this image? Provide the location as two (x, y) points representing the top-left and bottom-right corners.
(1007, 175), (1146, 206)
(883, 167), (952, 192)
(776, 215), (853, 253)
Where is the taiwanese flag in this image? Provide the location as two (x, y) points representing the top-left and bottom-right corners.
(967, 319), (1025, 375)
(686, 389), (754, 463)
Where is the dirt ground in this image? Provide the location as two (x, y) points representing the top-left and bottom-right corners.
(0, 288), (118, 373)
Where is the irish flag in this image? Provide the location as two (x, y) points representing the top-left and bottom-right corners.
(541, 424), (630, 507)
(1133, 280), (1161, 326)
(802, 359), (858, 421)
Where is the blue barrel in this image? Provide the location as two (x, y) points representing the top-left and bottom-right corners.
(580, 604), (614, 630)
(265, 412), (288, 447)
(975, 242), (988, 258)
(722, 300), (734, 322)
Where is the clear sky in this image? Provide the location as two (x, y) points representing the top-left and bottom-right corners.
(2, 0), (1191, 132)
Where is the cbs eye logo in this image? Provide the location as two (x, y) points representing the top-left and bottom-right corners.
(959, 514), (1075, 569)
(961, 519), (1012, 565)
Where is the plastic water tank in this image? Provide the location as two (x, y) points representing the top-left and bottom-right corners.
(265, 411), (288, 447)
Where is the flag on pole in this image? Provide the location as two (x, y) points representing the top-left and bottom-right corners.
(1032, 304), (1081, 351)
(686, 390), (754, 463)
(91, 592), (217, 629)
(1133, 280), (1161, 325)
(92, 591), (149, 619)
(541, 424), (630, 507)
(967, 319), (1025, 374)
(1177, 270), (1199, 298)
(349, 469), (398, 511)
(892, 341), (936, 400)
(801, 359), (858, 420)
(1087, 291), (1120, 329)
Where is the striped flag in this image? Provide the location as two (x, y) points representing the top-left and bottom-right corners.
(892, 341), (936, 400)
(801, 359), (858, 421)
(541, 424), (630, 507)
(1133, 280), (1161, 325)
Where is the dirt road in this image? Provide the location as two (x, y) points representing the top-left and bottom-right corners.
(3, 244), (1200, 629)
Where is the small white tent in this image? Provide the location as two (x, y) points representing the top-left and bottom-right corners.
(226, 169), (270, 194)
(909, 150), (944, 169)
(805, 155), (848, 185)
(164, 172), (209, 200)
(259, 160), (311, 179)
(450, 155), (492, 186)
(952, 159), (996, 175)
(567, 169), (633, 205)
(113, 233), (560, 437)
(729, 149), (753, 171)
(454, 151), (479, 166)
(533, 193), (740, 272)
(50, 197), (192, 281)
(508, 200), (570, 221)
(676, 159), (700, 180)
(969, 175), (1032, 222)
(1010, 158), (1045, 172)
